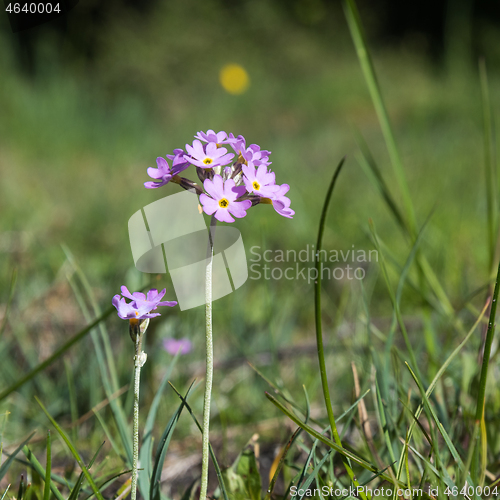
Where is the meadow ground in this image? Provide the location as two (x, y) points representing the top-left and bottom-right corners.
(1, 1), (500, 498)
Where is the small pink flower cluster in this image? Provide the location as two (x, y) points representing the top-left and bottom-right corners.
(144, 130), (294, 222)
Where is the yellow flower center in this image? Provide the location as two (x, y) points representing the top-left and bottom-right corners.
(219, 198), (229, 208)
(135, 311), (139, 316)
(252, 181), (261, 191)
(203, 158), (213, 165)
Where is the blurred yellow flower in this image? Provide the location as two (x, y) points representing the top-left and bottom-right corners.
(219, 64), (250, 95)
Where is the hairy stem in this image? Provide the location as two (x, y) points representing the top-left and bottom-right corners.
(200, 216), (216, 500)
(131, 323), (145, 500)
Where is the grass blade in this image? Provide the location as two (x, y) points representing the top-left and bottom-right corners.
(472, 258), (500, 483)
(374, 378), (397, 470)
(266, 427), (301, 499)
(168, 381), (229, 500)
(265, 391), (406, 489)
(138, 353), (180, 500)
(342, 0), (416, 233)
(150, 381), (195, 500)
(0, 485), (10, 500)
(81, 469), (133, 500)
(479, 59), (498, 274)
(368, 218), (422, 379)
(248, 362), (322, 427)
(354, 132), (406, 233)
(67, 442), (105, 500)
(22, 446), (66, 500)
(297, 449), (333, 500)
(93, 409), (123, 460)
(291, 425), (329, 499)
(313, 157), (367, 497)
(64, 359), (79, 444)
(344, 0), (456, 319)
(0, 268), (17, 338)
(405, 363), (478, 496)
(43, 431), (52, 500)
(0, 433), (34, 482)
(35, 397), (105, 500)
(66, 269), (133, 467)
(17, 474), (25, 500)
(0, 305), (115, 402)
(392, 299), (489, 495)
(63, 246), (121, 393)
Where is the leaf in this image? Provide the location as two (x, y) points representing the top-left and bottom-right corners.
(405, 363), (479, 498)
(22, 445), (66, 500)
(67, 442), (105, 500)
(0, 485), (10, 500)
(0, 267), (17, 338)
(168, 382), (229, 500)
(296, 449), (332, 500)
(66, 267), (132, 467)
(222, 447), (261, 500)
(35, 397), (105, 500)
(266, 427), (301, 500)
(0, 433), (35, 482)
(180, 480), (198, 500)
(150, 382), (195, 500)
(17, 474), (25, 500)
(479, 58), (498, 274)
(235, 449), (261, 500)
(265, 392), (409, 490)
(138, 353), (180, 500)
(80, 469), (133, 500)
(0, 306), (115, 402)
(43, 431), (52, 500)
(313, 157), (369, 499)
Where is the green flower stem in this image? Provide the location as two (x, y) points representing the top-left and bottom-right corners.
(131, 320), (148, 500)
(200, 216), (216, 500)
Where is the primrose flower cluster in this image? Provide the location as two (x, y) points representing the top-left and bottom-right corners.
(144, 130), (294, 222)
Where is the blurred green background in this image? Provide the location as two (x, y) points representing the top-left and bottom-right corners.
(2, 0), (500, 495)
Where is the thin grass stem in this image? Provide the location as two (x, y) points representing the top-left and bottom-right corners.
(314, 158), (368, 498)
(472, 259), (500, 481)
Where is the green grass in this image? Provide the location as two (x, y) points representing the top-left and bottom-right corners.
(2, 0), (500, 498)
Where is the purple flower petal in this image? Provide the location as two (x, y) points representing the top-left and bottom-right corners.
(214, 208), (235, 223)
(163, 338), (192, 355)
(113, 286), (177, 321)
(200, 194), (219, 215)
